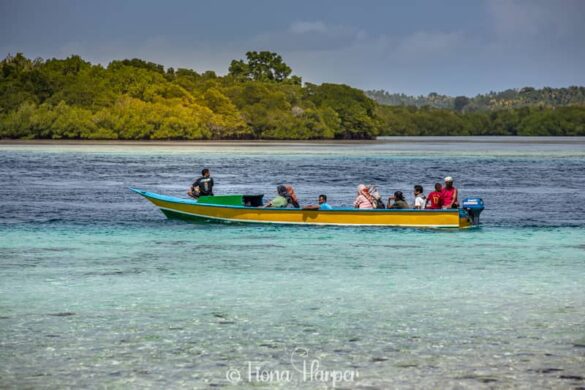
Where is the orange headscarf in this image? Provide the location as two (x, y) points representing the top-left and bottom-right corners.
(284, 184), (299, 207)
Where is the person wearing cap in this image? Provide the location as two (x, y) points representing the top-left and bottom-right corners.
(441, 176), (459, 209)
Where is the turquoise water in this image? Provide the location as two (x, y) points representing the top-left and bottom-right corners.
(1, 139), (584, 388)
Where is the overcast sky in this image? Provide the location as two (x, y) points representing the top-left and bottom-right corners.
(1, 0), (584, 96)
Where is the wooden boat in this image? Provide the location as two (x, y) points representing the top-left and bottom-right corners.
(131, 188), (484, 228)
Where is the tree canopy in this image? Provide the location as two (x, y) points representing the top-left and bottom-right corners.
(228, 51), (300, 84)
(0, 52), (584, 140)
(367, 86), (585, 112)
(0, 52), (373, 139)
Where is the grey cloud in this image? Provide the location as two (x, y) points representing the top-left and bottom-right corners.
(251, 21), (366, 52)
(2, 0), (584, 95)
(488, 0), (585, 40)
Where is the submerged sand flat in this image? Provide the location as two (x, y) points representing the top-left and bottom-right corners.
(1, 136), (585, 157)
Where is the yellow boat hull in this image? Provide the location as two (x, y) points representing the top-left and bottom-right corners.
(133, 189), (473, 228)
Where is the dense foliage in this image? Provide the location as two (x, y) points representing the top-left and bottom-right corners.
(367, 90), (455, 110)
(376, 105), (585, 136)
(367, 87), (585, 112)
(0, 52), (374, 140)
(1, 52), (584, 139)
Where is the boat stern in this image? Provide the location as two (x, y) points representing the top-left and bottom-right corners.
(462, 198), (485, 226)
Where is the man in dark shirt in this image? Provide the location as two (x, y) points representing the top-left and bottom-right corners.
(188, 168), (214, 198)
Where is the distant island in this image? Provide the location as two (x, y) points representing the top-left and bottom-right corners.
(1, 52), (584, 140)
(366, 87), (585, 111)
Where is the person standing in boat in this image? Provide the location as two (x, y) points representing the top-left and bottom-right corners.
(354, 184), (375, 209)
(188, 168), (214, 199)
(441, 176), (459, 209)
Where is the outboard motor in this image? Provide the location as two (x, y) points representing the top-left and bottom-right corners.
(462, 198), (485, 226)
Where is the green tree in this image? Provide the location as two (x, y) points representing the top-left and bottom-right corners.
(454, 96), (470, 112)
(306, 83), (378, 139)
(229, 51), (295, 83)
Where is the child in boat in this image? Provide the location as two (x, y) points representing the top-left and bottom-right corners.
(353, 184), (375, 209)
(413, 185), (426, 209)
(426, 183), (443, 209)
(442, 176), (459, 209)
(387, 191), (410, 209)
(188, 168), (214, 199)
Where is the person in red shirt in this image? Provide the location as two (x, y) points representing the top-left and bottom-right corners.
(441, 176), (459, 209)
(426, 183), (443, 209)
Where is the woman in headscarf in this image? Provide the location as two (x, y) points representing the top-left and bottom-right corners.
(264, 185), (300, 208)
(284, 184), (300, 208)
(353, 184), (375, 209)
(367, 184), (385, 209)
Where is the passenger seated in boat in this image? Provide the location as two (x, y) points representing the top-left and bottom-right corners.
(413, 185), (426, 209)
(264, 185), (300, 208)
(442, 176), (459, 209)
(303, 194), (332, 210)
(387, 191), (410, 209)
(187, 168), (214, 199)
(353, 184), (375, 209)
(318, 194), (332, 210)
(367, 185), (385, 209)
(284, 184), (300, 208)
(426, 183), (443, 209)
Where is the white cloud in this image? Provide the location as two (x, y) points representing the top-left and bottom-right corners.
(289, 21), (327, 34)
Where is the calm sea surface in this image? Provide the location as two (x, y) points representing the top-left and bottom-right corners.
(1, 138), (584, 388)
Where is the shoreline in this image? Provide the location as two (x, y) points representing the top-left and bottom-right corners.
(2, 136), (585, 146)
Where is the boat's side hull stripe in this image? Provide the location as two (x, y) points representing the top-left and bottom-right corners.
(159, 207), (462, 228)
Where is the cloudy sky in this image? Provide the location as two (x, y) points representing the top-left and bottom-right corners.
(1, 0), (584, 96)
